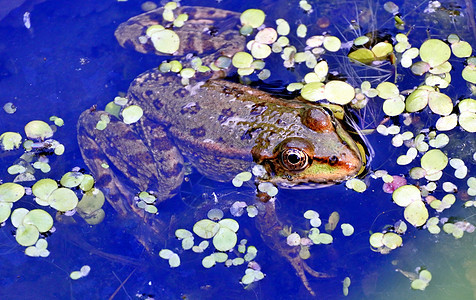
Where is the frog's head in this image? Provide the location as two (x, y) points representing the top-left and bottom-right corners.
(252, 106), (367, 187)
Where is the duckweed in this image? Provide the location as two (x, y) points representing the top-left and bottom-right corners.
(419, 39), (451, 67)
(48, 187), (78, 212)
(0, 132), (22, 150)
(121, 105), (143, 124)
(0, 182), (25, 203)
(24, 120), (53, 140)
(240, 9), (265, 29)
(341, 224), (354, 236)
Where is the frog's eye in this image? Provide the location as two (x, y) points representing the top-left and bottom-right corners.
(281, 148), (309, 171)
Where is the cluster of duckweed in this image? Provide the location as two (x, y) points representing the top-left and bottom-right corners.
(100, 95), (144, 129)
(135, 1), (476, 294)
(232, 166), (279, 198)
(369, 231), (403, 254)
(345, 178), (367, 192)
(397, 267), (433, 291)
(0, 118), (104, 257)
(232, 169), (360, 263)
(159, 207), (265, 288)
(135, 191), (158, 214)
(281, 210), (357, 261)
(225, 3), (474, 292)
(342, 276), (351, 296)
(69, 265), (91, 280)
(332, 7), (476, 286)
(230, 201), (258, 218)
(143, 1), (188, 54)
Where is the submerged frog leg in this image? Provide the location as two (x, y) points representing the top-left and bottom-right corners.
(77, 110), (184, 248)
(115, 6), (245, 72)
(256, 200), (332, 296)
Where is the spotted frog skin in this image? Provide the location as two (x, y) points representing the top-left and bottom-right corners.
(77, 6), (365, 296)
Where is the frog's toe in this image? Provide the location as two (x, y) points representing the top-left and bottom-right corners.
(303, 262), (333, 279)
(287, 252), (333, 296)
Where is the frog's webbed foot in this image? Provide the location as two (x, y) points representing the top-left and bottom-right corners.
(284, 247), (333, 296)
(256, 200), (332, 296)
(115, 6), (245, 68)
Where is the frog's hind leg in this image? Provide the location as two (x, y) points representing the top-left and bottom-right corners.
(77, 109), (184, 248)
(114, 6), (246, 73)
(256, 200), (332, 296)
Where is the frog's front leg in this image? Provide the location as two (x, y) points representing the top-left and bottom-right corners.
(256, 200), (332, 296)
(77, 110), (184, 248)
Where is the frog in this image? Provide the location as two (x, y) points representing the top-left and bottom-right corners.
(76, 5), (368, 296)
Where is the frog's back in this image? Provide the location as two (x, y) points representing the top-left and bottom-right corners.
(127, 69), (308, 181)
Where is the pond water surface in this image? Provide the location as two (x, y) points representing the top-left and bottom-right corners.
(0, 0), (475, 299)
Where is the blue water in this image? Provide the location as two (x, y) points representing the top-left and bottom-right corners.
(0, 0), (475, 299)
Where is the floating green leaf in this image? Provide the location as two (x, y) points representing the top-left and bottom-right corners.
(122, 105), (143, 125)
(232, 52), (253, 68)
(383, 98), (405, 116)
(240, 9), (265, 28)
(207, 208), (224, 221)
(150, 29), (180, 54)
(0, 182), (25, 203)
(276, 19), (290, 35)
(404, 200), (429, 227)
(60, 171), (84, 188)
(287, 232), (301, 246)
(250, 42), (271, 59)
(348, 48), (375, 64)
(24, 120), (53, 140)
(0, 132), (22, 150)
(193, 219), (220, 239)
(405, 88), (429, 112)
(419, 39), (451, 67)
(392, 185), (421, 207)
(421, 149), (448, 173)
(462, 65), (476, 84)
(48, 187), (79, 212)
(255, 27), (277, 44)
(213, 227), (238, 251)
(451, 41), (472, 58)
(301, 82), (325, 102)
(341, 223), (354, 236)
(202, 255), (216, 268)
(382, 232), (402, 249)
(323, 36), (341, 52)
(16, 224), (39, 246)
(23, 209), (53, 232)
(324, 81), (355, 105)
(459, 111), (475, 132)
(371, 42), (393, 59)
(32, 179), (57, 202)
(77, 188), (105, 215)
(428, 91), (453, 115)
(376, 82), (399, 99)
(169, 253), (180, 267)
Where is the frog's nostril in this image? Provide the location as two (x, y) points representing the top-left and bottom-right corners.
(329, 155), (338, 165)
